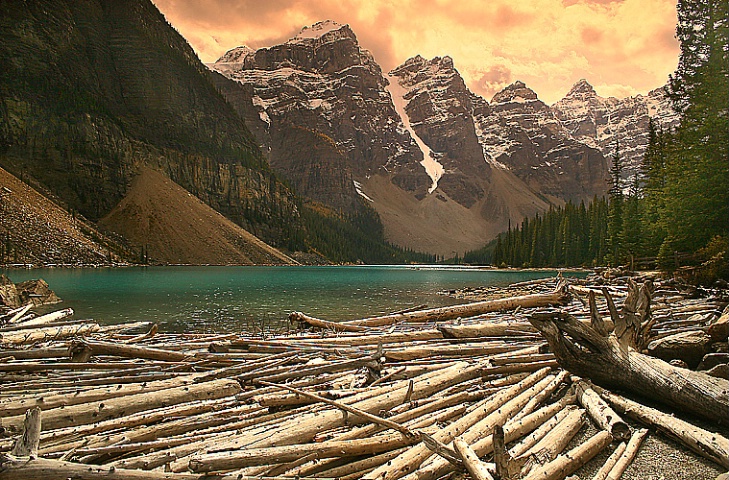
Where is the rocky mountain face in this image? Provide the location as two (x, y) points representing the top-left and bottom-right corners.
(474, 80), (610, 203)
(214, 23), (677, 255)
(0, 0), (301, 262)
(552, 80), (680, 176)
(212, 21), (432, 214)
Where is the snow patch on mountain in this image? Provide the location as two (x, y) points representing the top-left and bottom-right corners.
(386, 77), (444, 194)
(290, 20), (345, 42)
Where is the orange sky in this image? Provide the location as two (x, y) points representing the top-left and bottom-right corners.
(152, 0), (679, 104)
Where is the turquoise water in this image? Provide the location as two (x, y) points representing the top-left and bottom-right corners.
(2, 266), (578, 333)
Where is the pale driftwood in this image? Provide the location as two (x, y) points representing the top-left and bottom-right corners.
(14, 308), (74, 328)
(0, 323), (100, 346)
(439, 322), (537, 338)
(521, 430), (613, 480)
(575, 379), (631, 441)
(410, 388), (576, 480)
(516, 407), (585, 477)
(530, 281), (729, 423)
(75, 340), (196, 362)
(361, 368), (551, 480)
(0, 378), (240, 433)
(10, 408), (41, 456)
(0, 454), (296, 479)
(364, 369), (551, 480)
(591, 442), (628, 480)
(385, 343), (522, 362)
(188, 431), (421, 472)
(342, 287), (570, 328)
(257, 380), (414, 437)
(453, 437), (495, 480)
(602, 390), (729, 469)
(605, 428), (649, 480)
(289, 311), (369, 332)
(0, 375), (200, 417)
(508, 404), (579, 459)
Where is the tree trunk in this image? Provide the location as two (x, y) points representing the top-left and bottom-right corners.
(529, 281), (729, 424)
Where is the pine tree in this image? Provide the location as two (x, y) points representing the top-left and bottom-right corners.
(606, 143), (624, 264)
(662, 0), (729, 259)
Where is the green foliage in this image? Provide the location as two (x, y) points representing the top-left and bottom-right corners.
(657, 0), (729, 274)
(301, 203), (436, 264)
(464, 198), (609, 267)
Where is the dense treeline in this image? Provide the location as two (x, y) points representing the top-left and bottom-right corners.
(302, 202), (436, 264)
(464, 0), (728, 279)
(463, 198), (609, 267)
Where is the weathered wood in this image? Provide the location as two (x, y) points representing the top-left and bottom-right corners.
(0, 375), (206, 418)
(14, 308), (74, 328)
(189, 431), (421, 472)
(605, 428), (649, 480)
(530, 281), (729, 423)
(342, 287), (571, 328)
(575, 379), (631, 441)
(602, 390), (729, 469)
(362, 368), (552, 480)
(258, 380), (415, 437)
(289, 311), (370, 332)
(521, 430), (613, 480)
(0, 323), (100, 346)
(0, 378), (240, 433)
(591, 442), (628, 480)
(76, 340), (196, 362)
(10, 408), (41, 456)
(516, 407), (585, 476)
(453, 437), (495, 480)
(409, 385), (576, 480)
(0, 454), (302, 480)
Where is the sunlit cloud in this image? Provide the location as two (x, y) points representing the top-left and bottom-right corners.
(152, 0), (679, 104)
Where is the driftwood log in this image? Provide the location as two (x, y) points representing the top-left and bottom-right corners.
(530, 281), (729, 424)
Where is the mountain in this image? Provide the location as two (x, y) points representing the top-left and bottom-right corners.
(552, 79), (680, 176)
(212, 25), (615, 256)
(211, 20), (431, 209)
(0, 166), (125, 266)
(0, 0), (301, 264)
(100, 167), (296, 265)
(474, 80), (610, 203)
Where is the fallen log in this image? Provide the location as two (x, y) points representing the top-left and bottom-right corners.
(0, 454), (306, 480)
(453, 437), (495, 480)
(342, 286), (570, 328)
(601, 390), (729, 469)
(521, 430), (613, 480)
(575, 380), (630, 442)
(529, 280), (729, 423)
(604, 428), (649, 480)
(0, 378), (241, 433)
(0, 323), (100, 346)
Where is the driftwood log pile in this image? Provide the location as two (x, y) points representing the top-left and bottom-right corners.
(0, 272), (727, 479)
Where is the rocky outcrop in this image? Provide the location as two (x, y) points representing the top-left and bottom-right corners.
(0, 275), (61, 308)
(474, 81), (610, 203)
(211, 20), (431, 204)
(552, 79), (680, 176)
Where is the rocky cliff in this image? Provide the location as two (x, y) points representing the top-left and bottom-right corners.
(474, 80), (610, 203)
(0, 0), (302, 261)
(552, 79), (680, 176)
(211, 21), (431, 208)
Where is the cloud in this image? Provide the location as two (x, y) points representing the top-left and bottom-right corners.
(152, 0), (679, 104)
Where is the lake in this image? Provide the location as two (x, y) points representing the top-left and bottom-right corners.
(3, 266), (581, 332)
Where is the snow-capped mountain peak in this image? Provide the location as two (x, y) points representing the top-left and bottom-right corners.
(215, 45), (255, 64)
(491, 81), (540, 104)
(289, 20), (349, 43)
(565, 79), (597, 98)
